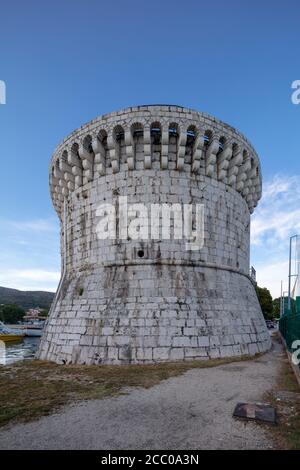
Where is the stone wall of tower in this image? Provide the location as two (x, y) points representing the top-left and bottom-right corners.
(37, 105), (271, 364)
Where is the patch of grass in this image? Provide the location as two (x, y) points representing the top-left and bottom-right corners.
(265, 334), (300, 450)
(277, 360), (300, 393)
(0, 353), (261, 428)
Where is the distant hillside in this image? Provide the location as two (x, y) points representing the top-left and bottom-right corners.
(0, 286), (55, 310)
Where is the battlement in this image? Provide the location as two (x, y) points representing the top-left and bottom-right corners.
(50, 105), (262, 216)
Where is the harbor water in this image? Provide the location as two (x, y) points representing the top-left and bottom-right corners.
(0, 337), (41, 365)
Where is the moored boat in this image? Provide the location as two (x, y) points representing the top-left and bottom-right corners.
(0, 334), (24, 343)
(0, 322), (24, 343)
(23, 327), (43, 337)
(8, 322), (44, 337)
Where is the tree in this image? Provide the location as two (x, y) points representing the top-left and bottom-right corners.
(255, 286), (273, 320)
(39, 309), (49, 318)
(273, 296), (296, 316)
(273, 297), (281, 318)
(0, 304), (25, 324)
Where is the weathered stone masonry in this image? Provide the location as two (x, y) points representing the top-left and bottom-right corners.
(37, 105), (271, 364)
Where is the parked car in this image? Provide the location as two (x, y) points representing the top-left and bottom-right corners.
(266, 320), (275, 329)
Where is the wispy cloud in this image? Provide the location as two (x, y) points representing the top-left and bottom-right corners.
(251, 174), (300, 298)
(251, 174), (300, 246)
(0, 269), (60, 292)
(255, 260), (289, 299)
(0, 217), (60, 292)
(5, 218), (59, 233)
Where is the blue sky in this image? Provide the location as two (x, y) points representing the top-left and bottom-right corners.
(0, 0), (299, 297)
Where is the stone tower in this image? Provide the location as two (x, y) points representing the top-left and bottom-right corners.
(38, 105), (271, 364)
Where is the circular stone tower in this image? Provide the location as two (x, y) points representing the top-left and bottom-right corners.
(38, 105), (271, 364)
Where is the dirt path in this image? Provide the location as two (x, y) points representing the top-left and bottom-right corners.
(0, 337), (283, 450)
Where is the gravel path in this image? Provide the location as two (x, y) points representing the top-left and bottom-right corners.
(0, 336), (281, 450)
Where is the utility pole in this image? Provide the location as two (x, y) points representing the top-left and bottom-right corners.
(288, 235), (299, 311)
(280, 281), (283, 316)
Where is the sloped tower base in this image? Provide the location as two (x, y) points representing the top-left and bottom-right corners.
(38, 265), (270, 364)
